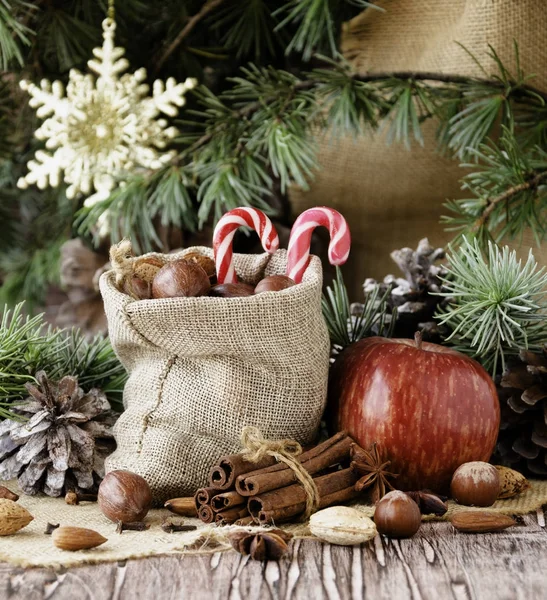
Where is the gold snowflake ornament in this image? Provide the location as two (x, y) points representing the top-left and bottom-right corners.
(18, 17), (196, 209)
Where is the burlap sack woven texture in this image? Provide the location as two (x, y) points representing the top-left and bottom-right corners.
(99, 247), (330, 504)
(290, 0), (547, 298)
(0, 478), (546, 568)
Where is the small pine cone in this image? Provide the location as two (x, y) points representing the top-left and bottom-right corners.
(361, 238), (448, 339)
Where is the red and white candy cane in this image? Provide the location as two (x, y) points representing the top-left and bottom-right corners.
(213, 208), (280, 284)
(286, 207), (351, 283)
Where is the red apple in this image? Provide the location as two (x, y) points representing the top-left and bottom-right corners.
(328, 334), (500, 492)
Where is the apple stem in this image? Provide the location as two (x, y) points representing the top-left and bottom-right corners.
(414, 330), (423, 350)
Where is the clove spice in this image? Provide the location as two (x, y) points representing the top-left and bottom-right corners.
(44, 522), (60, 535)
(116, 521), (150, 534)
(161, 521), (198, 534)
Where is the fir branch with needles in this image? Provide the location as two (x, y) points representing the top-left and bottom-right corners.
(443, 127), (547, 246)
(435, 238), (547, 376)
(76, 48), (547, 247)
(2, 0), (547, 308)
(0, 303), (127, 419)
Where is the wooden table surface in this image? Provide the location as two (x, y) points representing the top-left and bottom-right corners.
(0, 510), (545, 600)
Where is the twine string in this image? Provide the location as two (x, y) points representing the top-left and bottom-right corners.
(109, 239), (135, 288)
(240, 426), (320, 519)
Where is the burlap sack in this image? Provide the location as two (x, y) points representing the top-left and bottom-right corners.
(99, 247), (330, 503)
(290, 0), (547, 298)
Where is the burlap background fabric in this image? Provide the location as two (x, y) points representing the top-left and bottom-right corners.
(0, 478), (545, 568)
(99, 247), (330, 504)
(290, 0), (547, 297)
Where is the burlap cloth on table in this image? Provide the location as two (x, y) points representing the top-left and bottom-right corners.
(290, 0), (547, 298)
(0, 479), (545, 568)
(100, 247), (330, 505)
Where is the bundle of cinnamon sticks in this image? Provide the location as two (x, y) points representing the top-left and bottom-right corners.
(195, 431), (360, 525)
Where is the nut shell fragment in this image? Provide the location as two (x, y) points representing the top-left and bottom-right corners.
(310, 506), (377, 545)
(495, 466), (530, 499)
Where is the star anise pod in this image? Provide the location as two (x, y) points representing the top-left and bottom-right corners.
(350, 443), (398, 503)
(228, 529), (293, 561)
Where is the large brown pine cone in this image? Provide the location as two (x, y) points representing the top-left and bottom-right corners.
(494, 346), (547, 477)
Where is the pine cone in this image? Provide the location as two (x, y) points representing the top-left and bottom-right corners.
(493, 346), (547, 477)
(0, 371), (117, 496)
(56, 239), (109, 338)
(362, 238), (448, 339)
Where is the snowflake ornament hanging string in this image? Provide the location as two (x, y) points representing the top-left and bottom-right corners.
(18, 5), (196, 228)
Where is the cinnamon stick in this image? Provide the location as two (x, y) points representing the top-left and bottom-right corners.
(208, 453), (278, 490)
(195, 487), (223, 508)
(248, 468), (357, 516)
(211, 491), (245, 512)
(214, 506), (249, 525)
(197, 504), (215, 524)
(234, 516), (256, 526)
(257, 485), (360, 525)
(236, 432), (353, 496)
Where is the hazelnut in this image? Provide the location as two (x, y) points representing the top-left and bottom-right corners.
(450, 462), (500, 507)
(98, 470), (152, 524)
(254, 275), (296, 294)
(209, 283), (255, 298)
(374, 490), (421, 538)
(152, 259), (210, 299)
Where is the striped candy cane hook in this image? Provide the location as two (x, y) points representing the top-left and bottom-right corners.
(213, 208), (280, 284)
(286, 207), (351, 283)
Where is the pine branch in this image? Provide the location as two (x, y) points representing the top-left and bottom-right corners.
(0, 0), (36, 70)
(153, 0), (226, 74)
(435, 238), (547, 376)
(0, 303), (126, 419)
(181, 69), (547, 158)
(443, 128), (547, 245)
(478, 170), (547, 227)
(275, 0), (381, 62)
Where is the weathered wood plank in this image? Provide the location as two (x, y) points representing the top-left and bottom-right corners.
(0, 512), (545, 600)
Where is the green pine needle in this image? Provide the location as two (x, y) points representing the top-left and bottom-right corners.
(0, 303), (127, 419)
(442, 127), (547, 246)
(322, 266), (395, 350)
(435, 238), (547, 376)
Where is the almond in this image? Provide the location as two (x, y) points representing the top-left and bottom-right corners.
(495, 466), (530, 499)
(52, 526), (107, 551)
(450, 511), (516, 533)
(0, 499), (33, 535)
(164, 497), (198, 517)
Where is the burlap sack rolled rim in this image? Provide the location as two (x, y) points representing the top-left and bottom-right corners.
(0, 478), (545, 569)
(102, 246), (318, 310)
